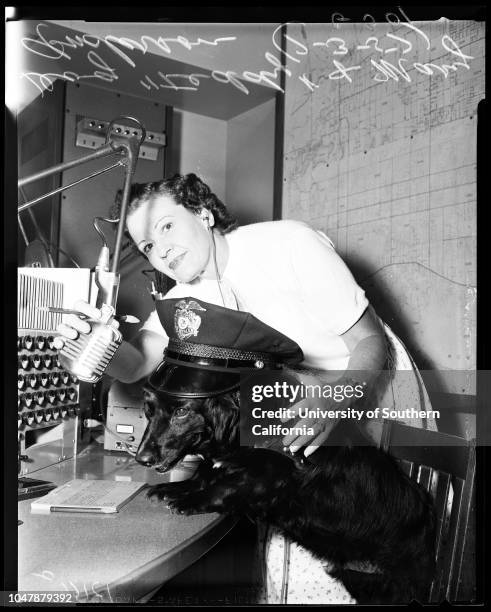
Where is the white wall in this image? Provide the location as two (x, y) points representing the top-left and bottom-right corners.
(169, 109), (227, 202)
(170, 101), (276, 226)
(225, 98), (276, 225)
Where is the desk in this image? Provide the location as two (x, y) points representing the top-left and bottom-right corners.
(18, 444), (236, 604)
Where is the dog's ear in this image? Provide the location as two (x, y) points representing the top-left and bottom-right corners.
(205, 392), (239, 446)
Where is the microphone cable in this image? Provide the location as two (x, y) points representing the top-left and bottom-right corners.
(210, 226), (227, 309)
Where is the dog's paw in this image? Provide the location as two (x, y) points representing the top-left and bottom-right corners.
(165, 496), (201, 515)
(146, 484), (177, 502)
(165, 501), (188, 515)
(145, 485), (194, 513)
(145, 487), (193, 514)
(146, 481), (191, 499)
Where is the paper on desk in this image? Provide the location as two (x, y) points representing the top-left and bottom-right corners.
(30, 479), (147, 514)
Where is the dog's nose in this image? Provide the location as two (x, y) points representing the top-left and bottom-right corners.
(135, 449), (157, 466)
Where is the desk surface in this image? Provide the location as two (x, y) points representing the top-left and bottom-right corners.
(18, 445), (235, 604)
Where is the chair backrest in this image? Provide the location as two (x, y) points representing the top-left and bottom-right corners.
(381, 421), (476, 603)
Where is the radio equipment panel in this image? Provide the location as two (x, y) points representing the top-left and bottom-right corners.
(17, 268), (93, 475)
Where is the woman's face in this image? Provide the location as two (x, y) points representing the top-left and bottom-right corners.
(126, 194), (212, 283)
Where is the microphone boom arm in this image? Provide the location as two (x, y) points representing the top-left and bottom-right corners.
(17, 116), (147, 383)
(17, 115), (146, 283)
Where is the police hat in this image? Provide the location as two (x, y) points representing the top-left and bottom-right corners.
(146, 298), (304, 398)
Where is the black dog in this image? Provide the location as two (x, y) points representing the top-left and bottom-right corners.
(136, 388), (436, 605)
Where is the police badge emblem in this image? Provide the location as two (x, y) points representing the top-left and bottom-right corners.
(174, 300), (207, 339)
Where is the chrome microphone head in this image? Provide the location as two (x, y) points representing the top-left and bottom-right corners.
(59, 304), (122, 383)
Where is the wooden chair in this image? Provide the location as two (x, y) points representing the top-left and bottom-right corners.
(381, 421), (476, 603)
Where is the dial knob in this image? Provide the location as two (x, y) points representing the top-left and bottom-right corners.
(19, 354), (30, 370)
(23, 413), (35, 426)
(23, 393), (34, 408)
(40, 373), (50, 387)
(28, 374), (38, 389)
(36, 336), (46, 350)
(23, 335), (34, 350)
(35, 391), (45, 406)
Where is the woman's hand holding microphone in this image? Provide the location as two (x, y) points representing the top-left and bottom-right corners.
(52, 300), (120, 350)
(51, 301), (132, 383)
(50, 300), (164, 385)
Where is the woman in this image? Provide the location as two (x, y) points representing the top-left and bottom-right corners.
(55, 173), (436, 603)
(56, 173), (434, 450)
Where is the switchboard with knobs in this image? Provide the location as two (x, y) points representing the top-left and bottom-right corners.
(17, 331), (81, 431)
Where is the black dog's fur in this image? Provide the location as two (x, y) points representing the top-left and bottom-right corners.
(137, 389), (436, 604)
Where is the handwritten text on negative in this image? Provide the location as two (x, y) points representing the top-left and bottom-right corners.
(20, 9), (474, 98)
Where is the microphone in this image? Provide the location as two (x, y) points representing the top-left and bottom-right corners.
(58, 303), (122, 383)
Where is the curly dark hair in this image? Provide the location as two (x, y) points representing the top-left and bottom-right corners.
(111, 173), (238, 235)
